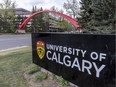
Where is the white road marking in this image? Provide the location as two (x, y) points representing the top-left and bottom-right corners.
(0, 46), (29, 52)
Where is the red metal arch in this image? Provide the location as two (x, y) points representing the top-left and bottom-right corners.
(18, 10), (80, 30)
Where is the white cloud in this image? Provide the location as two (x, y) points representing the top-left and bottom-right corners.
(0, 0), (81, 13)
(0, 0), (65, 10)
(4, 0), (67, 11)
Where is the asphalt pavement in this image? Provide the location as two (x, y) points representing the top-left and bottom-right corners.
(0, 34), (31, 51)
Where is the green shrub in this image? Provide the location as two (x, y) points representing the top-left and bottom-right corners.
(58, 77), (68, 86)
(28, 65), (40, 74)
(36, 72), (48, 81)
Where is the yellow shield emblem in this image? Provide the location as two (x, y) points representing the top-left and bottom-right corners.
(36, 41), (45, 59)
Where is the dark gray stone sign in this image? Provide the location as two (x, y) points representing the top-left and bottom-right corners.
(32, 33), (115, 87)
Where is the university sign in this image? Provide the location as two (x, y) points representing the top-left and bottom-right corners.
(32, 33), (115, 87)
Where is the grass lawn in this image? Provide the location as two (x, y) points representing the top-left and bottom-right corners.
(0, 47), (74, 87)
(0, 47), (32, 87)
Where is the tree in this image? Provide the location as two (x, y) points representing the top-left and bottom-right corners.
(50, 6), (75, 32)
(37, 7), (46, 32)
(0, 14), (3, 32)
(63, 0), (80, 19)
(60, 20), (74, 31)
(78, 0), (92, 27)
(78, 0), (116, 34)
(0, 0), (16, 33)
(31, 6), (38, 32)
(31, 6), (48, 32)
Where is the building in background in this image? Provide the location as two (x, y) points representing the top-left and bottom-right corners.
(15, 8), (32, 30)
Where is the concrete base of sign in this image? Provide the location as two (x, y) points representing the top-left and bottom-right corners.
(40, 68), (78, 87)
(17, 30), (26, 33)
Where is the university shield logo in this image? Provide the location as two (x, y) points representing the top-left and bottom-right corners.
(36, 41), (45, 59)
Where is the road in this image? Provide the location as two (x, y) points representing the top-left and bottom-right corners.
(0, 34), (31, 51)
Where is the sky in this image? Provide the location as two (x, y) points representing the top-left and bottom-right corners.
(0, 0), (67, 11)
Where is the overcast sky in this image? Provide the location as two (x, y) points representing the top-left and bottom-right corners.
(0, 0), (67, 11)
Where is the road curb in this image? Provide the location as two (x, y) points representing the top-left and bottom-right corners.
(0, 46), (29, 52)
